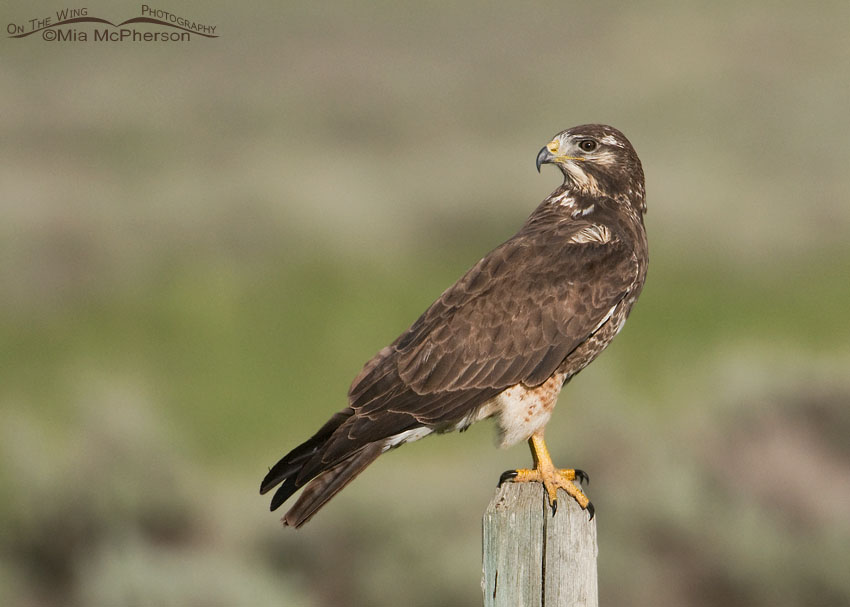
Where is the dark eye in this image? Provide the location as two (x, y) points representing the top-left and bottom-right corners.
(579, 139), (597, 152)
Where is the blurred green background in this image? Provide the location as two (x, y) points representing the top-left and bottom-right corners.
(2, 1), (849, 605)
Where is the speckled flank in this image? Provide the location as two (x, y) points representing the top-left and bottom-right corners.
(493, 370), (567, 448)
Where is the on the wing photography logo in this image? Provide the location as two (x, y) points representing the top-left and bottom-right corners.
(7, 6), (217, 42)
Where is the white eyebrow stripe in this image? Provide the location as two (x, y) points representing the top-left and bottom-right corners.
(567, 224), (613, 244)
(599, 134), (624, 147)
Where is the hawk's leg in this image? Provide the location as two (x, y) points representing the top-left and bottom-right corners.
(498, 432), (594, 519)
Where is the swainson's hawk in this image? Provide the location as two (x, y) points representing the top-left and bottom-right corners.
(261, 124), (648, 527)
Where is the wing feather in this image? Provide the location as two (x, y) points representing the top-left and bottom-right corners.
(390, 220), (637, 396)
(281, 209), (640, 500)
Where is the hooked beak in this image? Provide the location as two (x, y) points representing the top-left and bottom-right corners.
(536, 146), (554, 173)
(536, 138), (561, 173)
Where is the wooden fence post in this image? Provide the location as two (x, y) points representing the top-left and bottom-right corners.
(482, 482), (598, 607)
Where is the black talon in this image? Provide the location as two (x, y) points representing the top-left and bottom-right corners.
(551, 499), (558, 515)
(586, 501), (595, 520)
(498, 470), (518, 487)
(575, 469), (589, 486)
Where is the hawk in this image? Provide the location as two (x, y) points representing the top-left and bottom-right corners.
(261, 124), (648, 527)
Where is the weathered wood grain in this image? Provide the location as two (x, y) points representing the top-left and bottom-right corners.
(482, 482), (598, 607)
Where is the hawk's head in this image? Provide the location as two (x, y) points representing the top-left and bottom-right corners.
(536, 124), (646, 213)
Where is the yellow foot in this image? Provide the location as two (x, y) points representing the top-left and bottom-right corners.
(498, 433), (594, 519)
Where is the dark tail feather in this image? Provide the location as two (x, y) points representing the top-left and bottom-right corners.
(283, 442), (383, 528)
(260, 407), (385, 524)
(260, 409), (353, 497)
